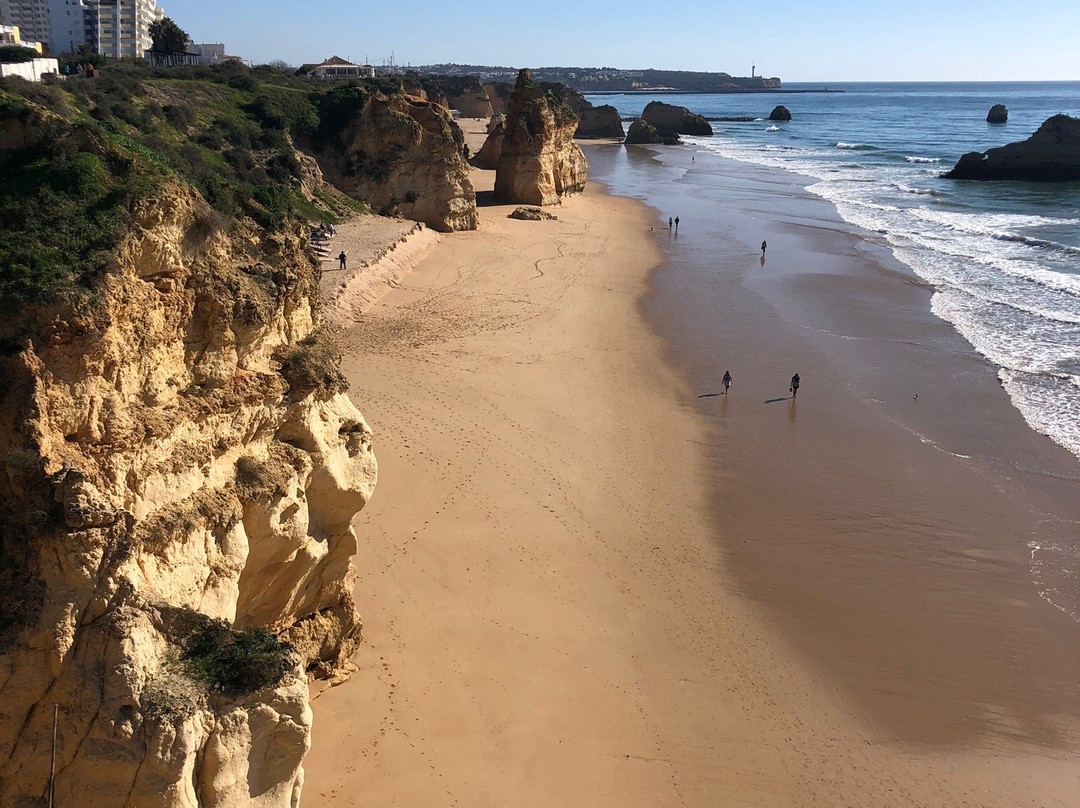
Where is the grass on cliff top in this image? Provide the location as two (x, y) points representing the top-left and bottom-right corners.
(0, 61), (395, 306)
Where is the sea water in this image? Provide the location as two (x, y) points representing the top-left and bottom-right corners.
(590, 82), (1080, 462)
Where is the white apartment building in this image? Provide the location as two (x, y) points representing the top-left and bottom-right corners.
(49, 0), (91, 56)
(0, 0), (162, 56)
(86, 0), (162, 58)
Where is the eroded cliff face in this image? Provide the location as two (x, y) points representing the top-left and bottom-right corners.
(0, 181), (376, 807)
(494, 69), (587, 206)
(312, 91), (478, 232)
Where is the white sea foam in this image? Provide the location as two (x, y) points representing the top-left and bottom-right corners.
(836, 142), (877, 151)
(765, 125), (780, 132)
(1000, 369), (1080, 460)
(692, 130), (1080, 464)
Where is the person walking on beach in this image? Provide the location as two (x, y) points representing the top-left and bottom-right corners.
(668, 217), (673, 231)
(674, 216), (680, 234)
(761, 240), (767, 257)
(338, 250), (347, 270)
(790, 373), (800, 399)
(722, 370), (732, 394)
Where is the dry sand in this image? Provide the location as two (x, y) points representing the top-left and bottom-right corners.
(302, 136), (1080, 805)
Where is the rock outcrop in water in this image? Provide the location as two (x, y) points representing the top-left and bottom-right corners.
(943, 114), (1080, 182)
(624, 118), (665, 145)
(768, 105), (792, 121)
(642, 100), (713, 138)
(312, 89), (478, 231)
(986, 104), (1008, 124)
(494, 69), (587, 206)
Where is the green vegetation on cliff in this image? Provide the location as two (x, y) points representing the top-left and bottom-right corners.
(0, 62), (396, 306)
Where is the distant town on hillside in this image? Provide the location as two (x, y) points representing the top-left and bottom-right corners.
(412, 64), (782, 93)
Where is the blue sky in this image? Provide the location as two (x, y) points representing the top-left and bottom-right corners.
(165, 0), (1080, 82)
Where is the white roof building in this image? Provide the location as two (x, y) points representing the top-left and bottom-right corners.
(310, 55), (375, 80)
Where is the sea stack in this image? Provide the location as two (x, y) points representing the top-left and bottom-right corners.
(624, 118), (665, 144)
(494, 68), (587, 205)
(944, 114), (1080, 181)
(987, 104), (1008, 123)
(768, 105), (792, 121)
(642, 100), (713, 138)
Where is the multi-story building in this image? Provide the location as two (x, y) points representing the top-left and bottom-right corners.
(0, 0), (162, 56)
(49, 0), (91, 56)
(0, 0), (51, 48)
(86, 0), (162, 59)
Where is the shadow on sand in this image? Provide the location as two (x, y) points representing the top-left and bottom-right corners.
(765, 396), (794, 404)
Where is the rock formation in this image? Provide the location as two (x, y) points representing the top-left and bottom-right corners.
(0, 173), (376, 806)
(575, 104), (625, 138)
(474, 115), (505, 169)
(312, 88), (478, 232)
(943, 114), (1080, 182)
(642, 100), (713, 138)
(987, 104), (1008, 123)
(494, 69), (587, 206)
(624, 118), (665, 145)
(768, 105), (792, 121)
(484, 82), (512, 116)
(420, 75), (494, 118)
(538, 84), (624, 139)
(508, 206), (558, 221)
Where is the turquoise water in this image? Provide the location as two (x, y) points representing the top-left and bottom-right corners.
(590, 83), (1080, 461)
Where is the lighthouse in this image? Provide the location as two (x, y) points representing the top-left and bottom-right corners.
(752, 64), (755, 78)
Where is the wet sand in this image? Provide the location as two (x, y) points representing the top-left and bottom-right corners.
(303, 138), (1080, 806)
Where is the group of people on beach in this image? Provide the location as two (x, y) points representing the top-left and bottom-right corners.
(720, 371), (800, 398)
(668, 216), (680, 234)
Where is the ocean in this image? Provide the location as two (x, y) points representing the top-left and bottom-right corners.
(589, 82), (1080, 463)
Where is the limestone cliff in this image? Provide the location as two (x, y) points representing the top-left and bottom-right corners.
(494, 69), (587, 206)
(474, 115), (505, 169)
(944, 114), (1080, 182)
(311, 87), (478, 232)
(420, 75), (494, 118)
(0, 165), (376, 805)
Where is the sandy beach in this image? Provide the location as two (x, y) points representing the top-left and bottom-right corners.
(302, 130), (1080, 806)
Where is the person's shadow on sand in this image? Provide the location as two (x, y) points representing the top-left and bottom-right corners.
(764, 396), (792, 404)
(697, 392), (726, 398)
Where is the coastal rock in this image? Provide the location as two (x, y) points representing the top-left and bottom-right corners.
(0, 174), (376, 806)
(474, 116), (505, 169)
(943, 114), (1080, 182)
(642, 100), (713, 137)
(987, 104), (1008, 124)
(508, 206), (557, 221)
(421, 75), (494, 119)
(624, 118), (665, 144)
(312, 89), (478, 231)
(768, 105), (792, 121)
(484, 82), (512, 116)
(494, 69), (588, 206)
(575, 104), (624, 138)
(538, 83), (625, 139)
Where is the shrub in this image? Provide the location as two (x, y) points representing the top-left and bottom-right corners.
(276, 329), (348, 398)
(182, 619), (296, 696)
(0, 46), (38, 64)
